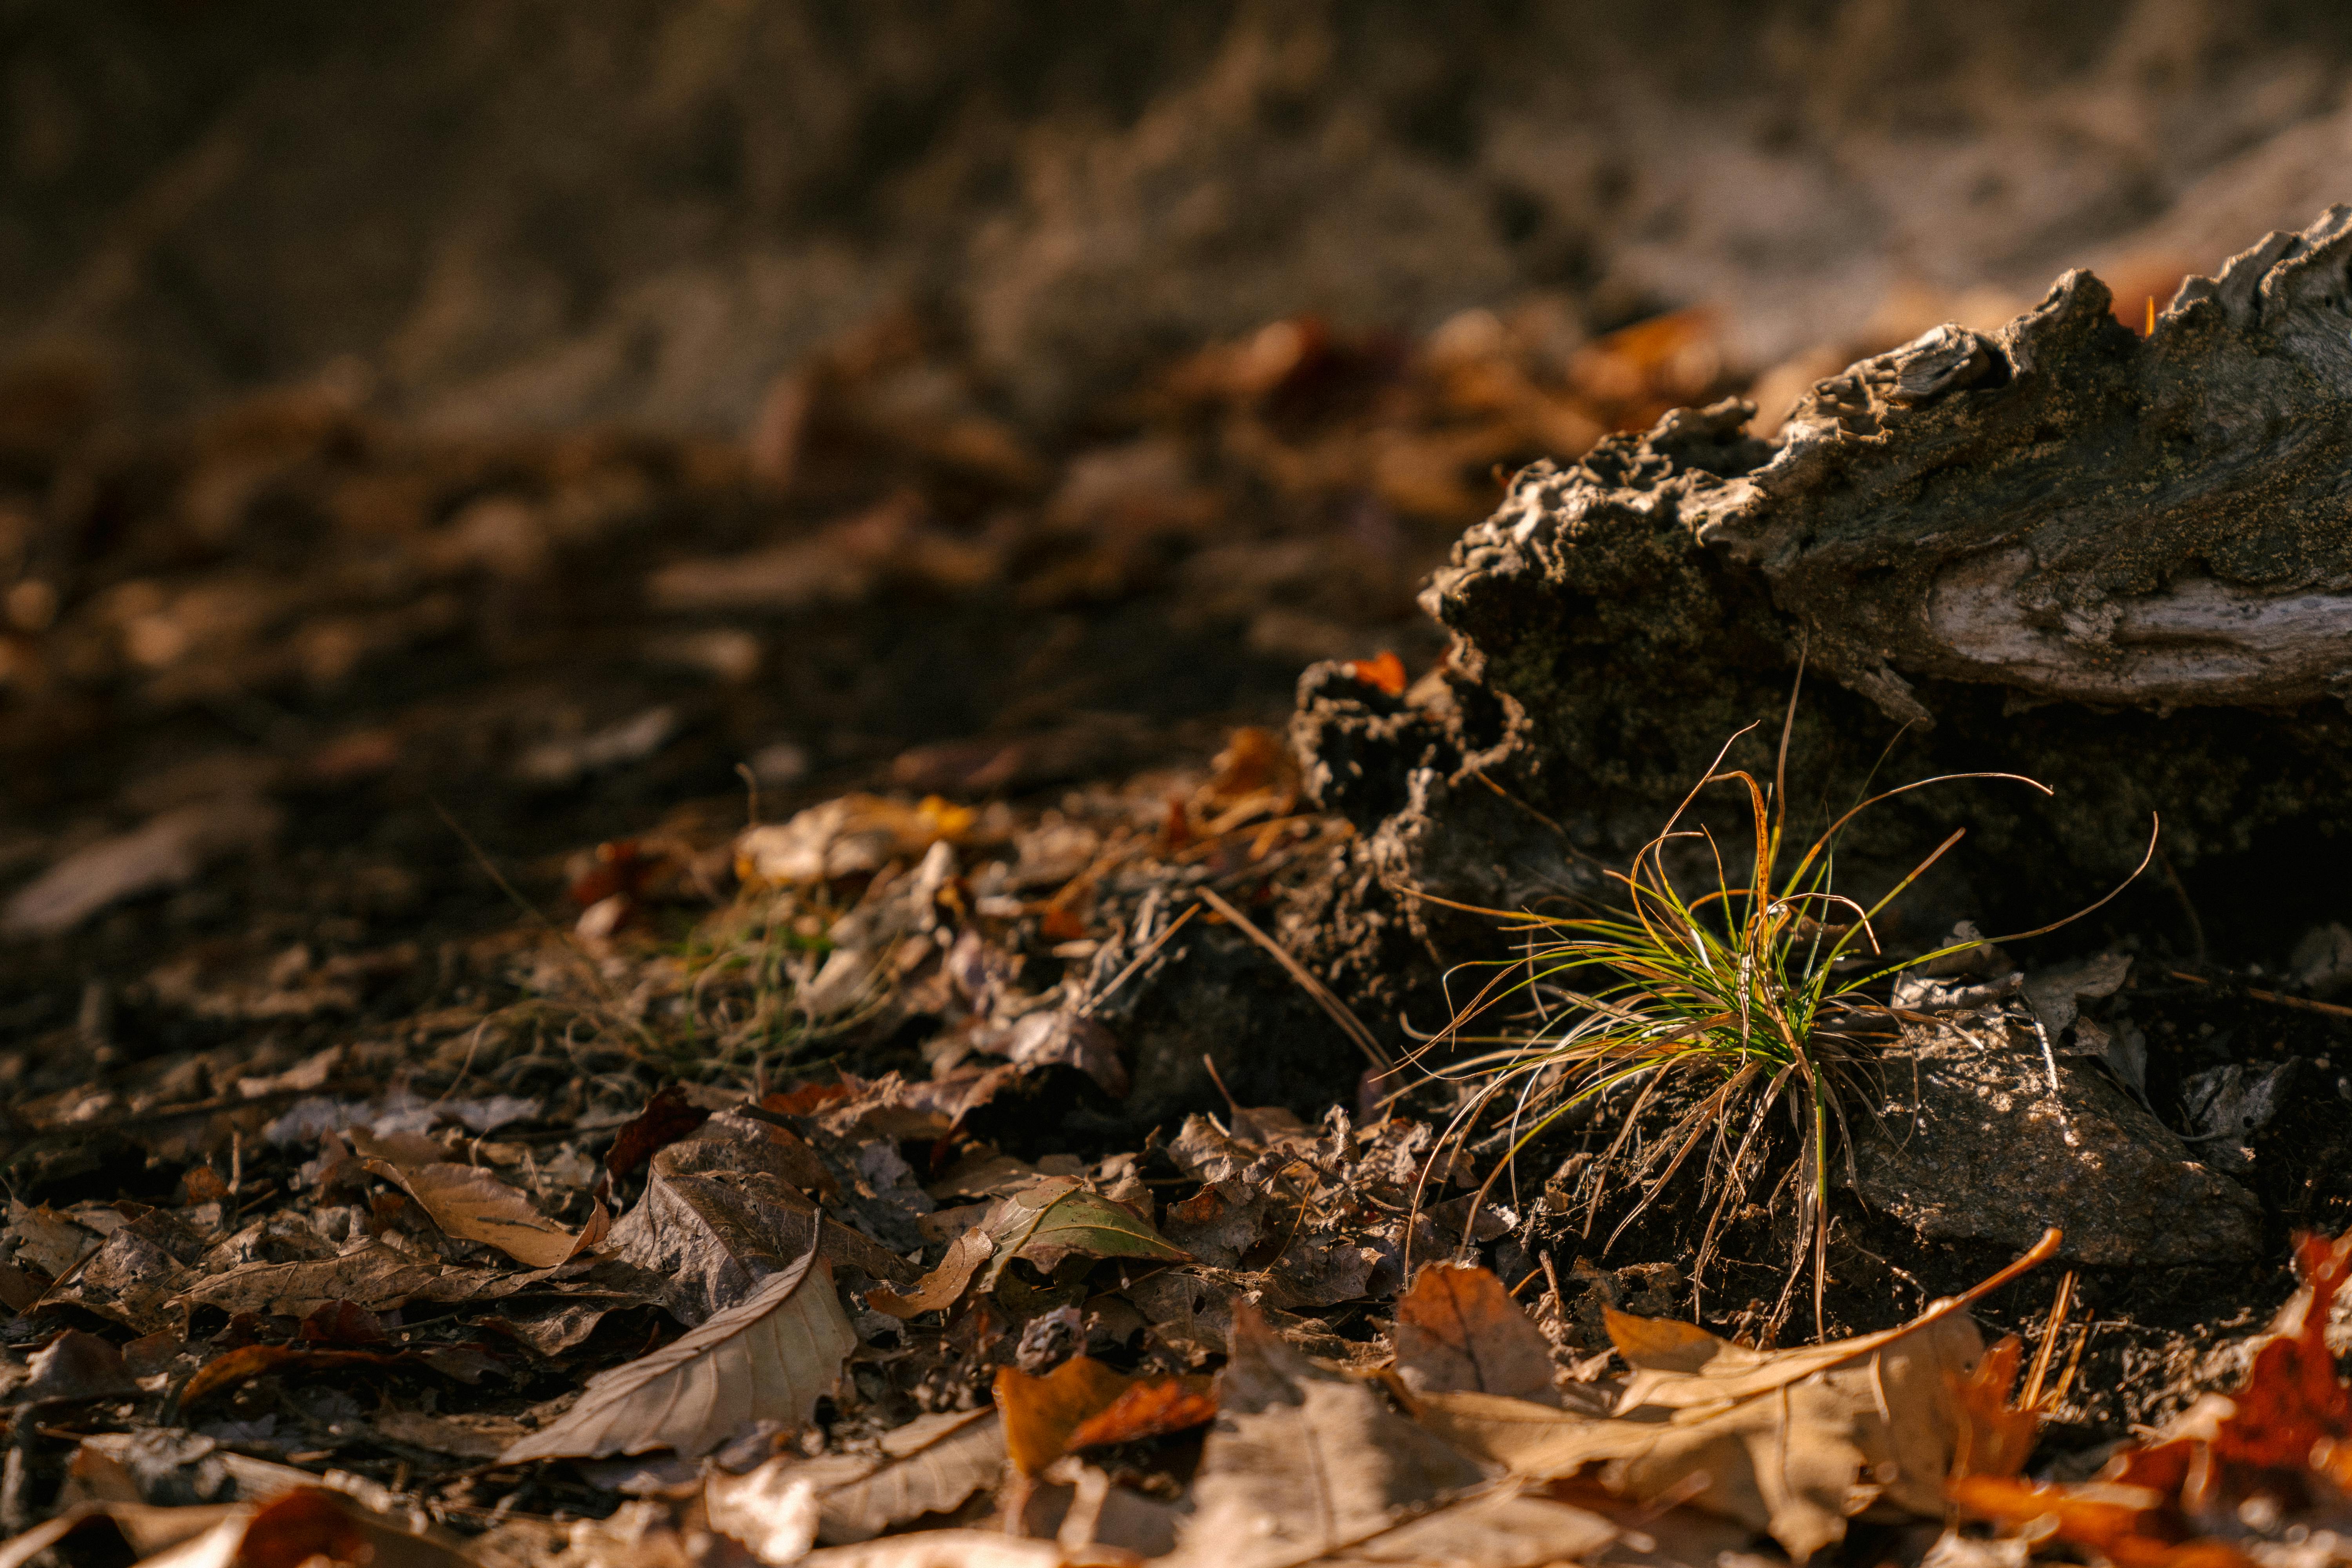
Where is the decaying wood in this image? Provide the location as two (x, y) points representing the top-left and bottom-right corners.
(1288, 210), (2352, 973)
(1450, 205), (2352, 728)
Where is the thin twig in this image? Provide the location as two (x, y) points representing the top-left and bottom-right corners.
(2022, 1269), (2076, 1410)
(2154, 846), (2207, 969)
(736, 761), (762, 828)
(2051, 1316), (2095, 1411)
(1076, 904), (1199, 1018)
(2168, 969), (2352, 1020)
(2025, 1007), (2065, 1100)
(1195, 884), (1392, 1068)
(429, 795), (621, 1005)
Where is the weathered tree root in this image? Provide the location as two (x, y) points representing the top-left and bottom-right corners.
(1295, 209), (2352, 956)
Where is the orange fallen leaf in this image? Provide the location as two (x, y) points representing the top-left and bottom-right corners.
(1946, 1477), (2196, 1568)
(1953, 1226), (2352, 1566)
(1394, 1263), (1558, 1403)
(238, 1488), (374, 1568)
(1067, 1374), (1217, 1449)
(1345, 650), (1406, 697)
(993, 1354), (1135, 1474)
(1947, 1333), (2037, 1481)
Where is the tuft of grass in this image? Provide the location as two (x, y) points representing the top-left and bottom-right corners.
(1414, 690), (2154, 1338)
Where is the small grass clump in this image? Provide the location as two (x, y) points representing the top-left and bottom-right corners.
(1417, 693), (2151, 1337)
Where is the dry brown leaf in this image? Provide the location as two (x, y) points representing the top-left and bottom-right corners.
(925, 1150), (1042, 1201)
(176, 1240), (440, 1319)
(1598, 1307), (1726, 1374)
(795, 1532), (1068, 1568)
(1308, 1482), (1618, 1567)
(994, 1355), (1137, 1474)
(604, 1083), (714, 1179)
(1414, 1319), (1984, 1559)
(38, 1213), (201, 1334)
(173, 1343), (412, 1418)
(1404, 1236), (2062, 1561)
(0, 1487), (473, 1568)
(1392, 1264), (1560, 1405)
(707, 1408), (1006, 1550)
(1050, 1461), (1186, 1559)
(867, 1228), (991, 1319)
(1066, 1375), (1218, 1449)
(362, 1156), (607, 1269)
(19, 1330), (134, 1403)
(501, 1237), (856, 1462)
(1166, 1304), (1486, 1568)
(1264, 1231), (1380, 1310)
(704, 1462), (823, 1564)
(612, 1111), (916, 1328)
(0, 1502), (244, 1568)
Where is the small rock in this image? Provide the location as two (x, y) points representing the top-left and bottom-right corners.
(1852, 1016), (2260, 1265)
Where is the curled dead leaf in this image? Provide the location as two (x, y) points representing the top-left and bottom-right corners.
(361, 1155), (608, 1270)
(1392, 1263), (1561, 1405)
(868, 1228), (992, 1319)
(501, 1237), (856, 1462)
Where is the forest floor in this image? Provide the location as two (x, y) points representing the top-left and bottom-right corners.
(1, 295), (2348, 1568)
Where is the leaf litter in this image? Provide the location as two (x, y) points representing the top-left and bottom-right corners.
(0, 302), (2347, 1568)
(5, 950), (2350, 1568)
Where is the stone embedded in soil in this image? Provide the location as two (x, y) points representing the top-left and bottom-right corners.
(1853, 1016), (2260, 1267)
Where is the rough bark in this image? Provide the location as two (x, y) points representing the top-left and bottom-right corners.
(1297, 210), (2352, 949)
